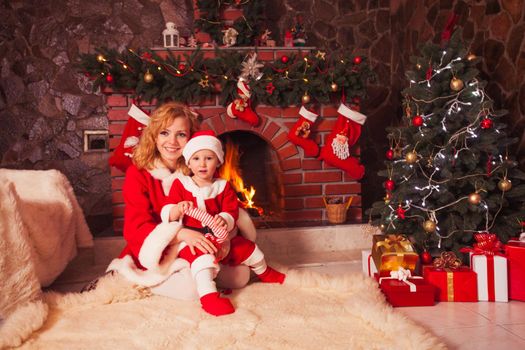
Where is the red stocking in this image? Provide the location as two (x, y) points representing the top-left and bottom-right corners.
(109, 104), (150, 172)
(287, 106), (320, 157)
(226, 79), (260, 126)
(319, 103), (367, 180)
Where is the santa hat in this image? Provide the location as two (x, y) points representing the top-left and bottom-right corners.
(182, 130), (224, 165)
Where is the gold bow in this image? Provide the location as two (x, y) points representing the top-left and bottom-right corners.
(295, 121), (311, 138)
(375, 234), (412, 252)
(234, 98), (247, 112)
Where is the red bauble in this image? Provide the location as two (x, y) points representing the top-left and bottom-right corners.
(105, 73), (114, 83)
(412, 115), (423, 127)
(480, 118), (493, 129)
(384, 179), (395, 191)
(178, 63), (186, 71)
(353, 56), (362, 64)
(281, 55), (289, 64)
(421, 251), (433, 265)
(386, 149), (394, 160)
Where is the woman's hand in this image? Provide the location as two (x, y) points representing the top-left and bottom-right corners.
(177, 228), (218, 255)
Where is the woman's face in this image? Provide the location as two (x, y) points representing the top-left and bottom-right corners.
(156, 117), (191, 169)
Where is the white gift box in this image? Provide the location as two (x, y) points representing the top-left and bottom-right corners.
(470, 253), (508, 302)
(362, 249), (377, 277)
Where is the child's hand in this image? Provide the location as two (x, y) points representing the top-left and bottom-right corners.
(178, 201), (193, 215)
(213, 215), (228, 231)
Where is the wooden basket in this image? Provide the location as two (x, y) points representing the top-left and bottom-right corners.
(323, 196), (353, 224)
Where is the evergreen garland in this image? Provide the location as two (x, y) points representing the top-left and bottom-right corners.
(79, 47), (374, 107)
(195, 0), (265, 46)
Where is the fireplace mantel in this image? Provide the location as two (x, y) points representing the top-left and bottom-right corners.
(105, 47), (362, 232)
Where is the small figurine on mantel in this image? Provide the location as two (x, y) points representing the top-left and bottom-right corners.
(187, 34), (197, 48)
(162, 22), (180, 48)
(291, 15), (306, 46)
(259, 29), (272, 46)
(222, 27), (239, 47)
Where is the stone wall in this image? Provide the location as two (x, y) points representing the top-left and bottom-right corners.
(1, 0), (524, 234)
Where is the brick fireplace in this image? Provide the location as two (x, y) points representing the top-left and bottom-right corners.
(105, 48), (363, 233)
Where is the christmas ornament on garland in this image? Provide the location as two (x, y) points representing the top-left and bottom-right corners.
(143, 70), (154, 83)
(301, 92), (311, 104)
(386, 149), (394, 160)
(498, 178), (512, 192)
(480, 117), (493, 129)
(412, 114), (423, 127)
(450, 76), (464, 91)
(468, 192), (482, 205)
(330, 82), (338, 92)
(420, 250), (433, 265)
(405, 150), (418, 164)
(384, 179), (395, 191)
(423, 219), (436, 233)
(105, 73), (114, 84)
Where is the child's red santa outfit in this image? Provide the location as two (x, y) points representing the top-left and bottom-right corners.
(161, 131), (285, 316)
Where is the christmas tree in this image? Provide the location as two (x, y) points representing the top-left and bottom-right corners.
(368, 29), (525, 258)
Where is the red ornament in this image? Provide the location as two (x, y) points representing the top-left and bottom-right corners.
(265, 82), (276, 95)
(384, 179), (395, 191)
(353, 56), (362, 64)
(480, 118), (493, 129)
(281, 55), (289, 64)
(412, 115), (423, 127)
(105, 73), (114, 83)
(178, 63), (186, 71)
(396, 204), (406, 219)
(386, 149), (394, 160)
(421, 251), (433, 265)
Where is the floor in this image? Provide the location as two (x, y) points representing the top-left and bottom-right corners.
(49, 252), (525, 350)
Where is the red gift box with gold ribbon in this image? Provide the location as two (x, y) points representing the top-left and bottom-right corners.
(371, 234), (419, 273)
(422, 252), (478, 302)
(506, 238), (525, 301)
(375, 268), (435, 307)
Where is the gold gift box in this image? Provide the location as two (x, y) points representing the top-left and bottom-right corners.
(372, 234), (419, 273)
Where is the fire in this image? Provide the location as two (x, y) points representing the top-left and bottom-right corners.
(219, 139), (262, 215)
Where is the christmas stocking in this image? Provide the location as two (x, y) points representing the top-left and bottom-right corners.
(319, 103), (367, 180)
(287, 106), (320, 157)
(109, 104), (150, 172)
(226, 78), (260, 126)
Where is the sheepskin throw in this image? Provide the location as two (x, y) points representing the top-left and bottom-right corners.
(0, 169), (93, 348)
(19, 270), (445, 349)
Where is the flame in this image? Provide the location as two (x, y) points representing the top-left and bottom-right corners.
(219, 140), (262, 214)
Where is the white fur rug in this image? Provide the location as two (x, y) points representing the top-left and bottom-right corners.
(19, 270), (445, 350)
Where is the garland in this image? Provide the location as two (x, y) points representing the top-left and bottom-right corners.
(195, 0), (265, 46)
(79, 47), (375, 107)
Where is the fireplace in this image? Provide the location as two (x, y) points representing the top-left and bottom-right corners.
(106, 48), (363, 233)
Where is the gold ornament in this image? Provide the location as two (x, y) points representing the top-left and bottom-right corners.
(468, 192), (481, 205)
(423, 220), (436, 233)
(143, 70), (154, 83)
(330, 82), (338, 92)
(416, 63), (422, 70)
(498, 178), (512, 192)
(467, 53), (477, 61)
(379, 223), (386, 232)
(405, 151), (418, 164)
(301, 93), (311, 104)
(96, 54), (105, 63)
(198, 76), (210, 88)
(450, 77), (464, 91)
(384, 192), (392, 204)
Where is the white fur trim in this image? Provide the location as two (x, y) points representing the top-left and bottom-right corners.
(218, 212), (235, 231)
(338, 103), (367, 125)
(182, 134), (224, 165)
(128, 104), (150, 125)
(138, 221), (182, 270)
(299, 106), (318, 123)
(226, 103), (236, 119)
(190, 254), (219, 278)
(241, 245), (265, 266)
(178, 176), (227, 211)
(161, 172), (181, 196)
(160, 204), (176, 223)
(237, 78), (251, 98)
(107, 255), (189, 287)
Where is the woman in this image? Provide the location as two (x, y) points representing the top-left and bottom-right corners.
(107, 102), (253, 300)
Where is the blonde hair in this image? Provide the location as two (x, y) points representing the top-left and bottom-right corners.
(133, 102), (201, 170)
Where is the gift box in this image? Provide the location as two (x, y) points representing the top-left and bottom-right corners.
(376, 271), (435, 307)
(461, 233), (508, 302)
(361, 249), (377, 277)
(470, 253), (508, 302)
(506, 240), (525, 301)
(423, 266), (478, 302)
(372, 234), (419, 273)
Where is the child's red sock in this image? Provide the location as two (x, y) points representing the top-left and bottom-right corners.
(257, 267), (286, 284)
(200, 292), (235, 316)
